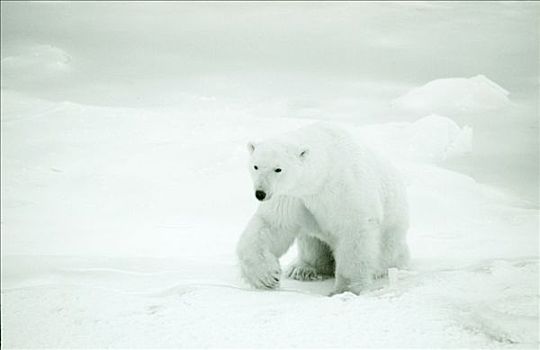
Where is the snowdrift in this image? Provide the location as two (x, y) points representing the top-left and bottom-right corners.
(357, 114), (472, 163)
(1, 44), (72, 84)
(392, 75), (511, 117)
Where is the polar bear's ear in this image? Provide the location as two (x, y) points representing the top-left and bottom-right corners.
(299, 148), (309, 159)
(247, 142), (256, 154)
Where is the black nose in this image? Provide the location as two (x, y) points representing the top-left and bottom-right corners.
(255, 190), (266, 201)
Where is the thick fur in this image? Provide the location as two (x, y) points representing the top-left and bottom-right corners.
(236, 123), (409, 295)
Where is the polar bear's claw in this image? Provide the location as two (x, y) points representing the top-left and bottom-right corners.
(243, 266), (281, 289)
(286, 264), (325, 281)
(260, 274), (280, 289)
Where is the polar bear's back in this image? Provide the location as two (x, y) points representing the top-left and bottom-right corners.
(277, 123), (408, 230)
(272, 122), (393, 172)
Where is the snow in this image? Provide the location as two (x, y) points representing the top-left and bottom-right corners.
(1, 1), (538, 348)
(392, 75), (512, 117)
(357, 114), (472, 163)
(2, 91), (538, 348)
(2, 256), (537, 348)
(1, 44), (72, 75)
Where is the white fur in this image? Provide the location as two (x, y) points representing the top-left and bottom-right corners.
(236, 123), (410, 295)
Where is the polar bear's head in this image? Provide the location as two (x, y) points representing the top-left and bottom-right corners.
(246, 141), (309, 201)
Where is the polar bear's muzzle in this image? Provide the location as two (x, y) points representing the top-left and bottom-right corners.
(255, 190), (268, 201)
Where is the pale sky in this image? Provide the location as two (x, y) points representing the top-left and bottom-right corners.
(2, 1), (538, 103)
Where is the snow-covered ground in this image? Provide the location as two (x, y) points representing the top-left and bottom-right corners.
(1, 1), (538, 348)
(2, 90), (538, 348)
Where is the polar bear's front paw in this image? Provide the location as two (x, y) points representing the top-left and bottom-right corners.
(239, 256), (282, 290)
(243, 266), (281, 289)
(286, 263), (325, 281)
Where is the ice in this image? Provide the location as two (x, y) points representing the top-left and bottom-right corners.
(357, 114), (472, 163)
(1, 44), (71, 74)
(392, 75), (512, 117)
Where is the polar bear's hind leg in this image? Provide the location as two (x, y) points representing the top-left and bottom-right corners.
(380, 226), (410, 270)
(286, 235), (335, 281)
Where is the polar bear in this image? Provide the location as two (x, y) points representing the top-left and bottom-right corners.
(236, 123), (409, 295)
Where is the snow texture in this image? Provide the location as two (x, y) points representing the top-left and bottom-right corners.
(1, 1), (538, 348)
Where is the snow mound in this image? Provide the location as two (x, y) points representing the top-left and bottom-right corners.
(1, 45), (72, 84)
(357, 115), (472, 163)
(392, 75), (511, 116)
(406, 114), (473, 162)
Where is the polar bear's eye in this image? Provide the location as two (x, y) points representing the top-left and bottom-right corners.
(275, 168), (282, 173)
(254, 165), (258, 170)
